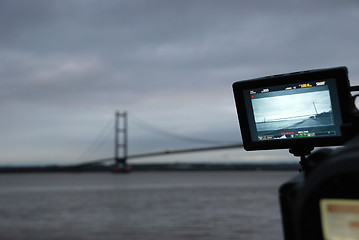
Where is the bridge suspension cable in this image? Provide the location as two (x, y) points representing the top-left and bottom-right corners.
(129, 112), (238, 145)
(77, 116), (113, 161)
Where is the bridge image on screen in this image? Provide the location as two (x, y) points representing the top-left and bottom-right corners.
(252, 90), (335, 140)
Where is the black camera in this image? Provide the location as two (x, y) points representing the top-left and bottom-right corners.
(232, 67), (359, 240)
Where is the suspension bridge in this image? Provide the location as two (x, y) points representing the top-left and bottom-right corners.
(72, 111), (243, 172)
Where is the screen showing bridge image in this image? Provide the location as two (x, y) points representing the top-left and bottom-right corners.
(250, 85), (338, 141)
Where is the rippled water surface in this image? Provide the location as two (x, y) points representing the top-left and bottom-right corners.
(0, 171), (296, 240)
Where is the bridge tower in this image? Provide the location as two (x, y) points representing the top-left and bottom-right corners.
(114, 111), (130, 172)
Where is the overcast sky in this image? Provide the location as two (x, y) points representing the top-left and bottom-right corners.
(1, 0), (359, 165)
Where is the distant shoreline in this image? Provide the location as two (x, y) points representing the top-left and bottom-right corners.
(0, 162), (299, 173)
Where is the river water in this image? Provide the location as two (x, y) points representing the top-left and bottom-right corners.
(0, 171), (296, 240)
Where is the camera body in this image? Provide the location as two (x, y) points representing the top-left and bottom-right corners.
(232, 67), (359, 240)
(279, 136), (359, 240)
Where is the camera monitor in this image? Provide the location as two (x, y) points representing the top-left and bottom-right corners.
(233, 67), (351, 151)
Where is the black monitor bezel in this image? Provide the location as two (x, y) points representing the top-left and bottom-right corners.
(232, 67), (352, 151)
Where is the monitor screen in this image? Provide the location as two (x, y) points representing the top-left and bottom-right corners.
(244, 79), (341, 142)
(233, 67), (351, 151)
